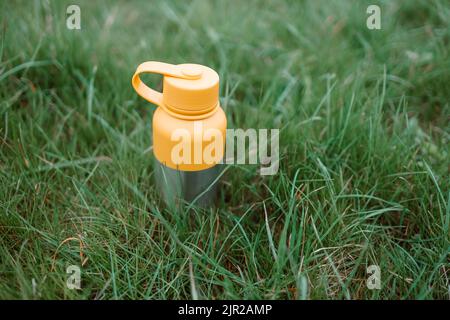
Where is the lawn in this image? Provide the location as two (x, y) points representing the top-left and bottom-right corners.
(0, 0), (449, 299)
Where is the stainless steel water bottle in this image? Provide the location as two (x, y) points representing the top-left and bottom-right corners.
(132, 61), (226, 208)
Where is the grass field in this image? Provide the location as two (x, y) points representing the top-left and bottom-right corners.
(0, 0), (449, 299)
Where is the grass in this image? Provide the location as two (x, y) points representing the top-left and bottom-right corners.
(0, 0), (449, 299)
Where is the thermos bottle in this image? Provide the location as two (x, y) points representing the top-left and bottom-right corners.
(132, 61), (226, 208)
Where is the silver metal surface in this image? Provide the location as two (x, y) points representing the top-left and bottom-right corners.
(154, 160), (221, 208)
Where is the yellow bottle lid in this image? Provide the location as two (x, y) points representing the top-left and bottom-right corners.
(132, 61), (219, 120)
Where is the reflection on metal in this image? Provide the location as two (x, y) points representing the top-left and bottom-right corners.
(154, 160), (221, 208)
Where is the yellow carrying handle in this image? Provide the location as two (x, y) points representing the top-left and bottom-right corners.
(131, 61), (202, 107)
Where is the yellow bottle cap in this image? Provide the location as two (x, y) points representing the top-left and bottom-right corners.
(132, 61), (219, 120)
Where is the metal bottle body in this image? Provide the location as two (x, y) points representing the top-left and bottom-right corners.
(154, 160), (221, 208)
(152, 106), (226, 208)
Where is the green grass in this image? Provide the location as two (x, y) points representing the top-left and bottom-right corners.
(0, 0), (449, 299)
